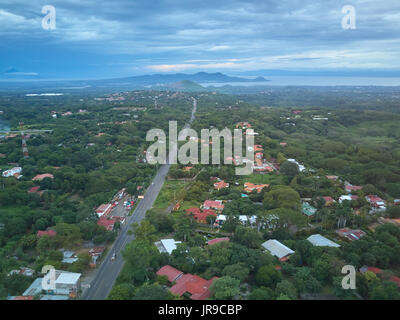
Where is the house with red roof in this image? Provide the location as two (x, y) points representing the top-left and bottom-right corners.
(254, 145), (263, 152)
(28, 186), (42, 195)
(156, 265), (184, 282)
(366, 195), (387, 213)
(32, 173), (54, 181)
(360, 266), (400, 287)
(322, 196), (335, 206)
(203, 200), (224, 211)
(186, 208), (216, 224)
(345, 185), (363, 193)
(213, 180), (229, 190)
(336, 228), (366, 241)
(244, 182), (269, 193)
(207, 237), (229, 246)
(389, 276), (400, 288)
(37, 230), (57, 238)
(95, 204), (112, 217)
(235, 122), (251, 129)
(157, 265), (219, 300)
(97, 216), (125, 231)
(170, 273), (218, 300)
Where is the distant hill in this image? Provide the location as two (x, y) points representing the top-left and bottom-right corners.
(0, 72), (268, 92)
(97, 72), (269, 86)
(153, 80), (207, 92)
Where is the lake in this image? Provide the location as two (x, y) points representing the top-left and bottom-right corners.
(201, 76), (400, 87)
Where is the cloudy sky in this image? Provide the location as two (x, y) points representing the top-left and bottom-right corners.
(1, 0), (400, 79)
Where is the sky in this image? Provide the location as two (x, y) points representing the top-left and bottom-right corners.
(1, 0), (400, 79)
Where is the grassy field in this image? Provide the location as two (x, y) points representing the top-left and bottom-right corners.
(153, 180), (191, 210)
(238, 173), (284, 186)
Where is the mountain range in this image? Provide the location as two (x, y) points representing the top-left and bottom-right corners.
(0, 72), (268, 92)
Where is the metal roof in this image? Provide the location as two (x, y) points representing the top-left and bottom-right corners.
(307, 234), (341, 248)
(261, 240), (294, 259)
(55, 272), (81, 285)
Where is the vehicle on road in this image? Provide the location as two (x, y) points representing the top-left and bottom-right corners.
(111, 252), (116, 261)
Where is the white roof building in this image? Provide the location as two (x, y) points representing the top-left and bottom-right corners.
(239, 215), (248, 224)
(55, 272), (81, 286)
(307, 234), (341, 248)
(287, 159), (305, 172)
(339, 195), (352, 204)
(216, 214), (226, 221)
(2, 167), (22, 178)
(154, 239), (182, 255)
(261, 239), (295, 259)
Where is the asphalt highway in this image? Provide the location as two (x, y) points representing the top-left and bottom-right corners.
(82, 98), (197, 300)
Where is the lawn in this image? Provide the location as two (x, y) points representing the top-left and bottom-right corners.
(153, 180), (190, 210)
(238, 173), (284, 186)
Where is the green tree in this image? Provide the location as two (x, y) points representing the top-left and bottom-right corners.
(222, 263), (250, 283)
(255, 265), (281, 288)
(133, 283), (170, 300)
(210, 276), (240, 300)
(280, 161), (300, 180)
(249, 286), (275, 300)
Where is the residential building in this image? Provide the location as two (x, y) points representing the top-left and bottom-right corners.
(186, 208), (216, 224)
(157, 265), (219, 300)
(322, 196), (335, 206)
(307, 234), (341, 248)
(207, 237), (229, 246)
(287, 159), (305, 172)
(156, 265), (184, 282)
(244, 182), (269, 193)
(154, 239), (182, 255)
(336, 228), (366, 241)
(213, 180), (229, 190)
(366, 195), (386, 213)
(203, 200), (224, 211)
(2, 167), (22, 179)
(261, 239), (295, 261)
(345, 185), (363, 193)
(302, 202), (317, 217)
(32, 173), (54, 181)
(339, 195), (359, 204)
(95, 203), (112, 217)
(37, 229), (57, 238)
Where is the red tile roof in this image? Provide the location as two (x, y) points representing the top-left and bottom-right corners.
(156, 265), (183, 282)
(389, 276), (400, 287)
(186, 208), (216, 223)
(32, 173), (54, 181)
(213, 181), (229, 190)
(203, 200), (224, 210)
(97, 216), (124, 231)
(28, 186), (41, 193)
(37, 230), (56, 238)
(366, 267), (382, 274)
(186, 208), (201, 216)
(345, 185), (363, 191)
(170, 273), (218, 300)
(12, 296), (34, 300)
(244, 182), (269, 193)
(207, 237), (229, 245)
(366, 195), (385, 204)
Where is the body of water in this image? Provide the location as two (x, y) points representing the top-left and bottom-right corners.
(0, 118), (10, 132)
(201, 76), (400, 87)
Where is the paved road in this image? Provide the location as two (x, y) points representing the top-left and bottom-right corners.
(83, 98), (197, 300)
